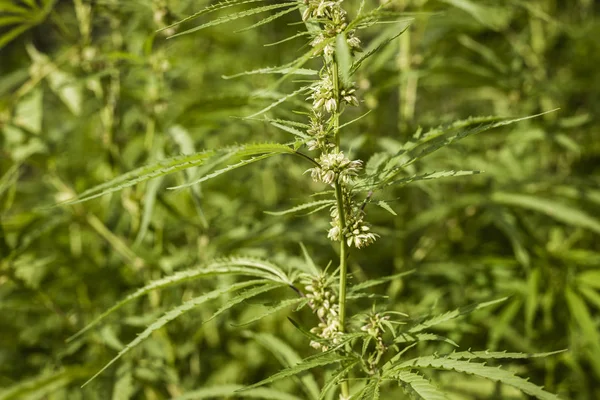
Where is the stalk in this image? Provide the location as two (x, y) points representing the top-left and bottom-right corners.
(334, 180), (350, 398)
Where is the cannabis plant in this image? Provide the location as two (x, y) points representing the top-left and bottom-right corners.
(58, 1), (563, 398)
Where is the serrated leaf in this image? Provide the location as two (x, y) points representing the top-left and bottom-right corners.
(264, 31), (311, 47)
(393, 333), (458, 347)
(267, 120), (310, 140)
(265, 200), (335, 216)
(168, 153), (279, 190)
(390, 357), (561, 400)
(67, 257), (291, 342)
(350, 23), (411, 75)
(233, 298), (308, 326)
(374, 200), (397, 215)
(445, 350), (566, 360)
(58, 143), (295, 205)
(205, 281), (286, 324)
(395, 371), (448, 400)
(81, 280), (282, 387)
(169, 2), (298, 39)
(237, 351), (352, 392)
(160, 0), (267, 32)
(366, 112), (556, 188)
(359, 170), (481, 192)
(173, 384), (304, 400)
(408, 297), (507, 333)
(350, 271), (415, 293)
(246, 86), (310, 119)
(223, 66), (317, 80)
(235, 4), (300, 33)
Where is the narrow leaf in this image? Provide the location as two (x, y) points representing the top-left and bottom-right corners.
(173, 384), (304, 400)
(265, 200), (335, 216)
(395, 370), (448, 400)
(408, 297), (507, 333)
(168, 3), (298, 39)
(233, 298), (308, 326)
(81, 280), (278, 387)
(235, 4), (300, 33)
(237, 352), (352, 392)
(391, 357), (560, 400)
(67, 257), (291, 342)
(350, 271), (415, 293)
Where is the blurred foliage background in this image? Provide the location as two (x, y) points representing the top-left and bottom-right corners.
(1, 0), (599, 399)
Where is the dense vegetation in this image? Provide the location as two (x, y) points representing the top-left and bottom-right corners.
(1, 0), (599, 399)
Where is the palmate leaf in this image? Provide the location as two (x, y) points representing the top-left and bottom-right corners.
(168, 2), (298, 39)
(407, 297), (507, 334)
(237, 351), (353, 392)
(395, 371), (448, 400)
(81, 280), (285, 387)
(173, 384), (304, 400)
(58, 143), (296, 205)
(389, 356), (561, 400)
(67, 256), (292, 342)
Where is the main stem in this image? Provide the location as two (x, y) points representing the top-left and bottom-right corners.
(331, 59), (350, 399)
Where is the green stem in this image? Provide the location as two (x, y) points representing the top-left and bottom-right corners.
(334, 181), (349, 399)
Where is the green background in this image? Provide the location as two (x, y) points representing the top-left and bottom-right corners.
(1, 0), (599, 398)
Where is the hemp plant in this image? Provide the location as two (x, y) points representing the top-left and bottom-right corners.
(61, 1), (562, 398)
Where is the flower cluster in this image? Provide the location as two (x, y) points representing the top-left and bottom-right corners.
(303, 0), (361, 58)
(327, 189), (379, 248)
(307, 151), (362, 186)
(301, 0), (377, 250)
(360, 311), (391, 372)
(308, 71), (359, 116)
(306, 111), (334, 151)
(301, 273), (342, 351)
